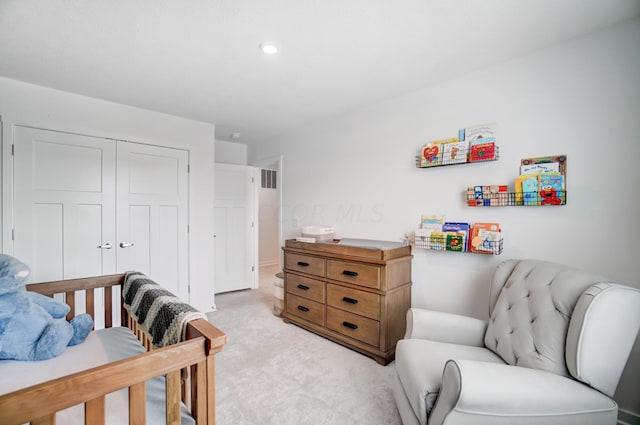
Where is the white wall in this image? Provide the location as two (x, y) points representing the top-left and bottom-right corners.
(215, 139), (247, 164)
(249, 19), (640, 415)
(0, 76), (217, 312)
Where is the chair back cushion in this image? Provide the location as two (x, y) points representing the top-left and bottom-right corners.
(484, 259), (603, 376)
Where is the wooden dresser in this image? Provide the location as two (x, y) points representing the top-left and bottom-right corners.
(282, 239), (412, 365)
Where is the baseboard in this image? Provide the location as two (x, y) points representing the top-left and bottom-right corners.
(259, 260), (280, 267)
(619, 408), (640, 425)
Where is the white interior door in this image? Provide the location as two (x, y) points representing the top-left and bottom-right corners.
(116, 141), (189, 300)
(214, 163), (255, 293)
(13, 126), (117, 281)
(13, 126), (117, 328)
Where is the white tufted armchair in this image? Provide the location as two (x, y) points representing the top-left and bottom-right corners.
(393, 259), (640, 425)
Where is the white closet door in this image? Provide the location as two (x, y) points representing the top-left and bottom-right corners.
(214, 163), (255, 293)
(13, 126), (117, 282)
(13, 126), (117, 328)
(116, 141), (189, 301)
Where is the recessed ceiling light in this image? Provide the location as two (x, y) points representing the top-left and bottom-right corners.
(230, 132), (241, 139)
(260, 42), (279, 55)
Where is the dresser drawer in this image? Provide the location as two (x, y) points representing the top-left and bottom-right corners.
(326, 307), (380, 347)
(286, 293), (325, 327)
(327, 260), (380, 289)
(285, 253), (325, 277)
(326, 284), (380, 320)
(286, 274), (325, 304)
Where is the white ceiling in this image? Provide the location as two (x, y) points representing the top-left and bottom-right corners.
(1, 0), (638, 146)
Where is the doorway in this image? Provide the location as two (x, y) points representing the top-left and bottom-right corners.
(253, 156), (283, 287)
(213, 163), (257, 294)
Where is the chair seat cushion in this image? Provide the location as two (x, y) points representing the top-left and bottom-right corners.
(395, 338), (505, 425)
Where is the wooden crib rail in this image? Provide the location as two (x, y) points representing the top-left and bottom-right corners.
(26, 274), (126, 327)
(9, 273), (227, 425)
(0, 337), (209, 425)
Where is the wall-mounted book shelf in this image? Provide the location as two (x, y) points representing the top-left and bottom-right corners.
(412, 219), (503, 256)
(467, 189), (567, 206)
(415, 146), (500, 169)
(412, 233), (503, 255)
(466, 155), (568, 206)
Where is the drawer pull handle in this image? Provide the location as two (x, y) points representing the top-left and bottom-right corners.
(342, 270), (358, 277)
(342, 321), (358, 330)
(297, 284), (310, 291)
(342, 297), (358, 304)
(297, 261), (310, 267)
(297, 305), (310, 312)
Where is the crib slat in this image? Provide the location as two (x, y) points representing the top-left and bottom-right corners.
(65, 291), (76, 321)
(85, 396), (105, 425)
(86, 288), (95, 328)
(166, 370), (181, 425)
(105, 286), (113, 328)
(191, 361), (207, 424)
(129, 382), (146, 425)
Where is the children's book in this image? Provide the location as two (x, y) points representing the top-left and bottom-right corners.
(520, 162), (559, 175)
(470, 222), (501, 254)
(522, 175), (539, 206)
(515, 174), (539, 205)
(421, 140), (447, 167)
(446, 233), (464, 252)
(539, 172), (565, 205)
(442, 139), (469, 165)
(465, 123), (497, 143)
(469, 139), (496, 162)
(442, 222), (470, 251)
(421, 215), (445, 229)
(429, 231), (446, 251)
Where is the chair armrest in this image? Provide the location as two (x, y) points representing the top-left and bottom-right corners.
(429, 360), (617, 425)
(404, 308), (487, 346)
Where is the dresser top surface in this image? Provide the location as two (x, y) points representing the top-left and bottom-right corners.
(284, 238), (411, 262)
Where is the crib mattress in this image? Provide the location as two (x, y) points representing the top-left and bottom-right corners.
(0, 326), (195, 425)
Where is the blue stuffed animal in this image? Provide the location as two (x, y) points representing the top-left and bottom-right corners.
(0, 254), (93, 361)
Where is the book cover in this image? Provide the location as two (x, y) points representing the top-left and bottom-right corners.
(429, 231), (446, 251)
(469, 141), (496, 162)
(421, 215), (445, 229)
(446, 233), (464, 252)
(420, 140), (447, 167)
(539, 173), (565, 205)
(443, 222), (470, 251)
(442, 139), (469, 165)
(522, 175), (539, 206)
(465, 123), (497, 143)
(520, 162), (559, 175)
(470, 222), (501, 253)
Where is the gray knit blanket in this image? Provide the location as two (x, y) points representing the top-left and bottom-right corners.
(123, 272), (207, 348)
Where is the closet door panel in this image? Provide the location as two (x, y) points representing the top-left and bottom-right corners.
(32, 203), (64, 283)
(119, 205), (151, 276)
(116, 141), (188, 301)
(13, 127), (117, 329)
(32, 140), (103, 192)
(157, 206), (179, 290)
(13, 127), (117, 281)
(73, 204), (105, 278)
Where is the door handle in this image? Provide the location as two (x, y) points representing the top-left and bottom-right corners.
(97, 243), (112, 249)
(119, 242), (135, 248)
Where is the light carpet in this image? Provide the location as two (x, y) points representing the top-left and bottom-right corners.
(207, 274), (402, 425)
